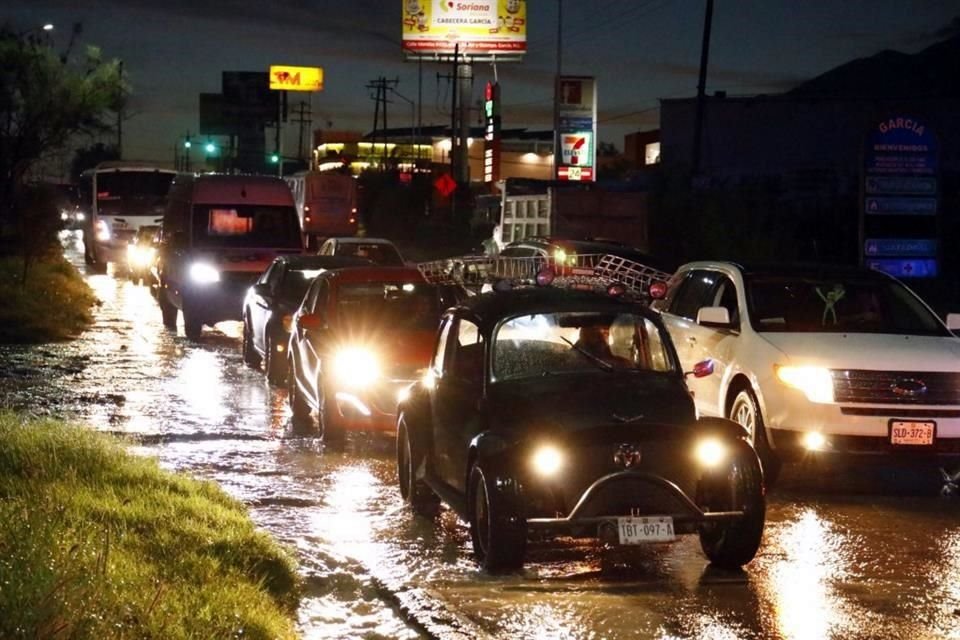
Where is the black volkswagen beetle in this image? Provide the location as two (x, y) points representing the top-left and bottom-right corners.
(396, 285), (766, 572)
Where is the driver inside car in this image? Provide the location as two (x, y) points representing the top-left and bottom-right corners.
(574, 324), (630, 367)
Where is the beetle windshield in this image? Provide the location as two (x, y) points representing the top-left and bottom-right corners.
(493, 311), (676, 381)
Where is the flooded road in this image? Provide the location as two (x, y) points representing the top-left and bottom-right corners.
(3, 230), (960, 639)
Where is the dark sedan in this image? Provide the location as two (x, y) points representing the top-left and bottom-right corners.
(242, 255), (370, 384)
(396, 286), (766, 572)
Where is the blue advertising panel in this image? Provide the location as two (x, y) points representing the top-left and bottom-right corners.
(865, 176), (937, 195)
(867, 258), (938, 278)
(864, 197), (938, 215)
(864, 239), (937, 257)
(864, 117), (938, 176)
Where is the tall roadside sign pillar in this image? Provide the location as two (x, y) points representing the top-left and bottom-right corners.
(860, 116), (941, 280)
(483, 81), (501, 186)
(269, 65), (324, 176)
(401, 0), (527, 215)
(556, 76), (597, 182)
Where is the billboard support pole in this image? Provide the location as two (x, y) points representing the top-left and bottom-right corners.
(553, 0), (563, 180)
(457, 59), (472, 187)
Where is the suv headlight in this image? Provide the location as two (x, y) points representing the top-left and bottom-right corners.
(775, 365), (834, 403)
(189, 262), (220, 284)
(332, 347), (381, 388)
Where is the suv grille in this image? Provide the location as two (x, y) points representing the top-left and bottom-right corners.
(832, 370), (960, 405)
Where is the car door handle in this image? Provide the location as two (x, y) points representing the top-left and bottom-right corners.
(686, 336), (697, 343)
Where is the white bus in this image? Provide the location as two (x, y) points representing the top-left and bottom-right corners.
(284, 171), (358, 249)
(79, 162), (176, 269)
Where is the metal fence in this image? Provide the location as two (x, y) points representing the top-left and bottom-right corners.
(418, 254), (672, 299)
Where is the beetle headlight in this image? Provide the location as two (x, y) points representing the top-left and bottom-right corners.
(775, 365), (834, 403)
(531, 444), (564, 477)
(189, 262), (220, 284)
(332, 347), (381, 388)
(694, 437), (727, 468)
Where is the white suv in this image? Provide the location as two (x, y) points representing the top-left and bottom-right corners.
(656, 261), (960, 481)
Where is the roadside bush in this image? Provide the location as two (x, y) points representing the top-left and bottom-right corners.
(0, 412), (300, 639)
(0, 254), (97, 342)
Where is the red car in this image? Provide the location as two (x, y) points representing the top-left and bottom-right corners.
(287, 266), (459, 442)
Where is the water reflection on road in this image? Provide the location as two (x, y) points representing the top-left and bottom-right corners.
(2, 231), (960, 638)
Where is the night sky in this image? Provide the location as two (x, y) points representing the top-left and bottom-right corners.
(5, 1), (959, 166)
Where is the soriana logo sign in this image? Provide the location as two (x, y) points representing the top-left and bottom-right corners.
(402, 0), (527, 55)
(269, 65), (324, 92)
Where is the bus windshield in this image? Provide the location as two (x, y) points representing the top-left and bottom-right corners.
(95, 170), (174, 216)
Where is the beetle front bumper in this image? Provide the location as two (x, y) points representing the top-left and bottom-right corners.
(525, 471), (744, 536)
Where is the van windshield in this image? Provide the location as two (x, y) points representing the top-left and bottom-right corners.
(192, 205), (301, 248)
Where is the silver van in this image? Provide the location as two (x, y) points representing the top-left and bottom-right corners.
(155, 174), (303, 339)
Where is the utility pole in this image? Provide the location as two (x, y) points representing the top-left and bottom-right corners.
(691, 0), (714, 178)
(291, 101), (312, 163)
(367, 77), (398, 168)
(116, 60), (124, 159)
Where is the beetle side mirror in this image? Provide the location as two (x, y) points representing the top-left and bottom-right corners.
(685, 359), (715, 378)
(697, 306), (732, 329)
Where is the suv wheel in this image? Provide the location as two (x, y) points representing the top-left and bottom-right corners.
(730, 389), (781, 485)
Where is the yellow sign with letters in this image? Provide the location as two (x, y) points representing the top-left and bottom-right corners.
(269, 65), (324, 92)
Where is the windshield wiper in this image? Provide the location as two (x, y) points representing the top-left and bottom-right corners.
(559, 336), (614, 373)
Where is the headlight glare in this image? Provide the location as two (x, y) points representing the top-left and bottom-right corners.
(189, 262), (220, 284)
(775, 365), (834, 403)
(531, 445), (564, 477)
(694, 438), (727, 468)
(95, 220), (110, 242)
(332, 347), (380, 388)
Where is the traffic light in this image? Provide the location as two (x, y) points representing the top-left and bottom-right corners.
(184, 137), (192, 149)
(269, 152), (280, 164)
(205, 141), (216, 154)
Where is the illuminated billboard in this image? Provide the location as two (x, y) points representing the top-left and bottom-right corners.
(556, 76), (597, 182)
(402, 0), (527, 56)
(269, 65), (324, 92)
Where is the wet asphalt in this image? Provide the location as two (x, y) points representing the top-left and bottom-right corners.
(2, 230), (960, 640)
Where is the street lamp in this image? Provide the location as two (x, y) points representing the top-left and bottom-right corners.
(17, 23), (55, 37)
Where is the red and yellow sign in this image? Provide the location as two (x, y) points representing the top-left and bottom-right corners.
(269, 65), (324, 92)
(402, 0), (527, 55)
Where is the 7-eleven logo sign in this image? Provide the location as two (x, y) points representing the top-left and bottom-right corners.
(561, 133), (592, 166)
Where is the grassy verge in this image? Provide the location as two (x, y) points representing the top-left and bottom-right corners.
(0, 412), (300, 639)
(0, 255), (98, 343)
